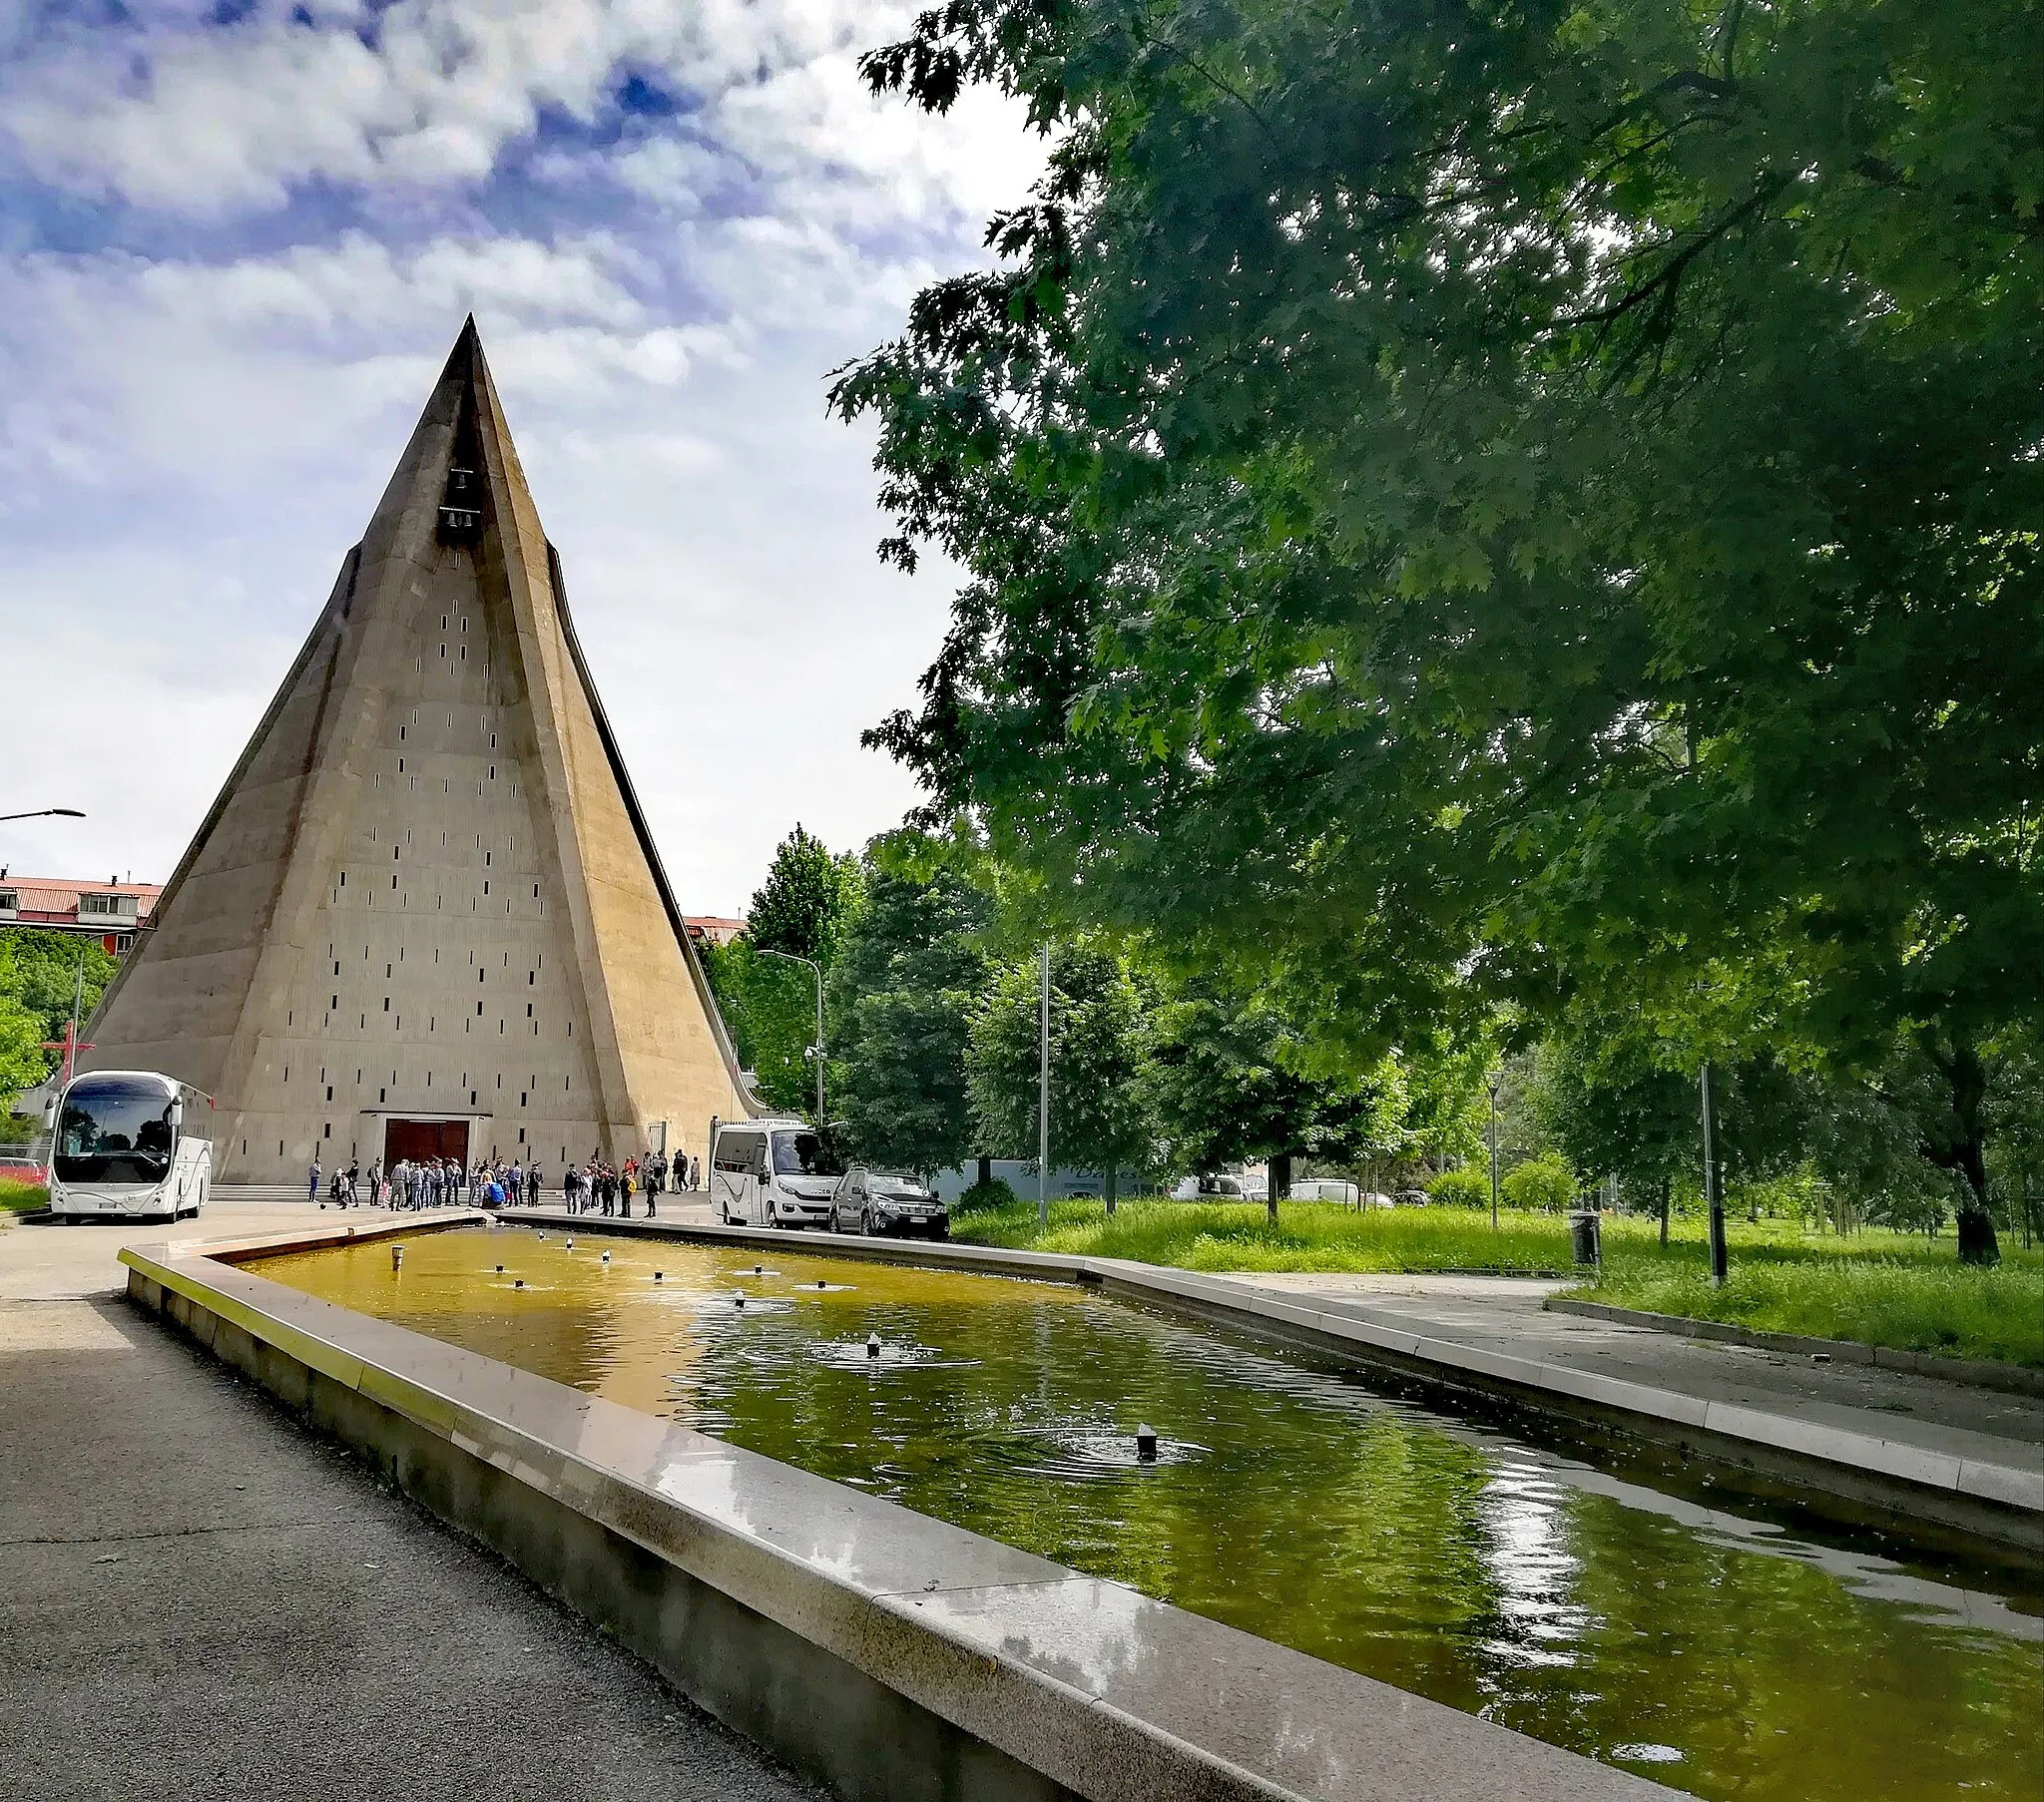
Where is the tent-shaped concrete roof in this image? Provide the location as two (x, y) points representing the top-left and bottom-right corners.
(81, 319), (760, 1178)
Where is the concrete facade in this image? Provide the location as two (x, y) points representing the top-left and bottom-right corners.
(79, 320), (755, 1180)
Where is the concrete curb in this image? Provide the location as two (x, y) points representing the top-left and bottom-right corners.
(118, 1231), (1679, 1802)
(1544, 1297), (2044, 1398)
(494, 1211), (2044, 1544)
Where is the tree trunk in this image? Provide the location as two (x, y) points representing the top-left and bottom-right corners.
(1268, 1151), (1291, 1226)
(1658, 1176), (1671, 1248)
(1918, 1034), (2000, 1266)
(1105, 1162), (1118, 1217)
(976, 1153), (991, 1189)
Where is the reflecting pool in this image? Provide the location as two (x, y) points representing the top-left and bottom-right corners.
(255, 1227), (2044, 1802)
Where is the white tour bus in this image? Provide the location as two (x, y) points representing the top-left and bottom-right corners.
(45, 1069), (213, 1223)
(709, 1117), (844, 1229)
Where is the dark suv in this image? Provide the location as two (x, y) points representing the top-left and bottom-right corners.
(829, 1169), (950, 1239)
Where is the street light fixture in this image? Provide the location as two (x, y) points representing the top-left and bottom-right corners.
(0, 807), (85, 823)
(756, 947), (824, 1126)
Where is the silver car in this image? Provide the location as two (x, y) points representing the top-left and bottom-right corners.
(830, 1168), (950, 1239)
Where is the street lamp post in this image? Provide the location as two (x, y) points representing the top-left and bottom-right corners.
(757, 948), (824, 1126)
(0, 807), (85, 823)
(1700, 1062), (1729, 1286)
(1038, 942), (1052, 1232)
(1487, 1072), (1503, 1232)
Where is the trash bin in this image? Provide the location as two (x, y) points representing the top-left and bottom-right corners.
(1568, 1209), (1602, 1267)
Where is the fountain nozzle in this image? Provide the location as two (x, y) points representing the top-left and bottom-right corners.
(654, 1271), (664, 1281)
(866, 1334), (881, 1360)
(391, 1245), (405, 1270)
(1136, 1425), (1159, 1463)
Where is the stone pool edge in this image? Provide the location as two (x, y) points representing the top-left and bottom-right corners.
(118, 1223), (1679, 1802)
(511, 1211), (2044, 1552)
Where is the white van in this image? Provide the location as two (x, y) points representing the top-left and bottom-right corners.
(710, 1118), (844, 1228)
(46, 1069), (213, 1223)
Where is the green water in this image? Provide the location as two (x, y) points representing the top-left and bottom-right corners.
(256, 1227), (2044, 1801)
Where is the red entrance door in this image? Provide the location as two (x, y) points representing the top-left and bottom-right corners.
(383, 1119), (471, 1165)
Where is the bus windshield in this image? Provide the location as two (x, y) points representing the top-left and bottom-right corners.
(771, 1130), (843, 1178)
(56, 1079), (175, 1185)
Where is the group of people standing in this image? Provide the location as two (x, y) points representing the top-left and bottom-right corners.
(560, 1149), (700, 1217)
(306, 1147), (704, 1213)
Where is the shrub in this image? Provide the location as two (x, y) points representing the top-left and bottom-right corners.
(1425, 1167), (1491, 1208)
(1501, 1152), (1579, 1212)
(954, 1176), (1019, 1212)
(1, 1175), (48, 1214)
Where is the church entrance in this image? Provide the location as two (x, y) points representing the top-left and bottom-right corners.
(383, 1119), (471, 1166)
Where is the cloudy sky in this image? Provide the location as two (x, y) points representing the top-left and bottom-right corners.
(0, 0), (1042, 913)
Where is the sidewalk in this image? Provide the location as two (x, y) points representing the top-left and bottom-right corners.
(0, 1203), (817, 1802)
(1225, 1271), (2044, 1465)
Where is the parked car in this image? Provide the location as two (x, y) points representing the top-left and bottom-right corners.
(1290, 1177), (1360, 1205)
(1391, 1188), (1430, 1207)
(1171, 1173), (1247, 1201)
(830, 1168), (950, 1239)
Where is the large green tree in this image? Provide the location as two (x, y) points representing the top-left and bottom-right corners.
(747, 824), (863, 969)
(970, 940), (1154, 1208)
(835, 0), (2042, 1262)
(1145, 975), (1409, 1222)
(829, 844), (994, 1176)
(700, 937), (819, 1119)
(0, 929), (116, 1109)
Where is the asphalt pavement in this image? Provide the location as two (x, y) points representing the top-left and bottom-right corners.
(0, 1199), (818, 1802)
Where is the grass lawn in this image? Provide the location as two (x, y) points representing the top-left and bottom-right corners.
(0, 1175), (49, 1214)
(950, 1193), (2044, 1368)
(1577, 1258), (2044, 1369)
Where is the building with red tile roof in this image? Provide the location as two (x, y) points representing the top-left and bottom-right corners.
(0, 873), (162, 955)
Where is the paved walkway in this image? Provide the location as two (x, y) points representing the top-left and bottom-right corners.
(1226, 1271), (2044, 1468)
(0, 1201), (817, 1802)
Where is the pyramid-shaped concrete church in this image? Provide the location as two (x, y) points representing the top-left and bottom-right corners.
(81, 320), (759, 1181)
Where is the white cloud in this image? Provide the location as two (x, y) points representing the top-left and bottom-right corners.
(0, 0), (1047, 908)
(0, 0), (986, 216)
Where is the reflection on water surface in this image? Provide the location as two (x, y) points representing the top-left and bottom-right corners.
(256, 1227), (2044, 1802)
